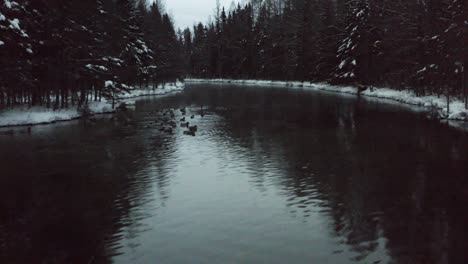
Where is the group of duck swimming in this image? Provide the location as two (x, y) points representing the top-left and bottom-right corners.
(159, 107), (198, 136)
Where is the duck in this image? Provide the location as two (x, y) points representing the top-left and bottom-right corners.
(180, 117), (186, 122)
(181, 122), (189, 128)
(183, 130), (195, 136)
(168, 121), (177, 128)
(190, 115), (195, 119)
(189, 125), (198, 132)
(200, 105), (205, 117)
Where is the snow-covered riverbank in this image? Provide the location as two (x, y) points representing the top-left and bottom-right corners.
(187, 79), (468, 122)
(0, 82), (184, 127)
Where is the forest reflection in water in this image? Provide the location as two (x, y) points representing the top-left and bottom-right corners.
(0, 84), (467, 264)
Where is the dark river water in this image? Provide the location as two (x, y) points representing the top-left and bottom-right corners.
(1, 84), (467, 264)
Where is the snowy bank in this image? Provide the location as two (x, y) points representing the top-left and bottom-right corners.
(186, 79), (468, 122)
(0, 82), (184, 127)
(118, 81), (185, 99)
(0, 101), (113, 127)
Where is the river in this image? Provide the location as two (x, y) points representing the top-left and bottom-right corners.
(0, 83), (467, 263)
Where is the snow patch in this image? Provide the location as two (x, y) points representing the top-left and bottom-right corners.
(4, 0), (14, 9)
(86, 64), (108, 71)
(8, 18), (20, 30)
(118, 81), (185, 99)
(8, 18), (28, 37)
(0, 82), (185, 127)
(105, 80), (114, 87)
(0, 101), (111, 127)
(338, 60), (346, 69)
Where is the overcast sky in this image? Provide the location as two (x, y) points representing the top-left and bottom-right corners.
(163, 0), (243, 30)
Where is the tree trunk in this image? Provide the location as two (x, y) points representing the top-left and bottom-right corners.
(61, 88), (65, 109)
(463, 66), (467, 109)
(94, 81), (98, 101)
(47, 89), (51, 109)
(112, 89), (115, 109)
(54, 90), (60, 110)
(0, 86), (4, 109)
(65, 89), (69, 108)
(446, 91), (450, 118)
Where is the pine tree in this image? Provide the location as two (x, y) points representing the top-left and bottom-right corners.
(314, 0), (340, 81)
(0, 0), (33, 108)
(334, 0), (376, 85)
(191, 23), (210, 77)
(441, 0), (467, 108)
(0, 0), (183, 110)
(182, 28), (192, 76)
(253, 3), (272, 79)
(158, 0), (468, 105)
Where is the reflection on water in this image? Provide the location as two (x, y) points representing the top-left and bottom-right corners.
(0, 84), (467, 263)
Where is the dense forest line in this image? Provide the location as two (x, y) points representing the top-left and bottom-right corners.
(181, 0), (467, 108)
(0, 0), (184, 110)
(1, 0), (467, 112)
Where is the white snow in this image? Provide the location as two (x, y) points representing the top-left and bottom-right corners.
(417, 67), (427, 74)
(0, 40), (4, 46)
(4, 0), (14, 9)
(105, 80), (114, 87)
(186, 78), (468, 123)
(338, 60), (347, 69)
(86, 64), (108, 71)
(8, 18), (20, 30)
(0, 82), (185, 127)
(0, 101), (112, 127)
(118, 81), (185, 99)
(0, 13), (5, 21)
(8, 18), (28, 37)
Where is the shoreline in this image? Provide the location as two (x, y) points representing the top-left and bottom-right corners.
(0, 83), (185, 128)
(186, 78), (468, 122)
